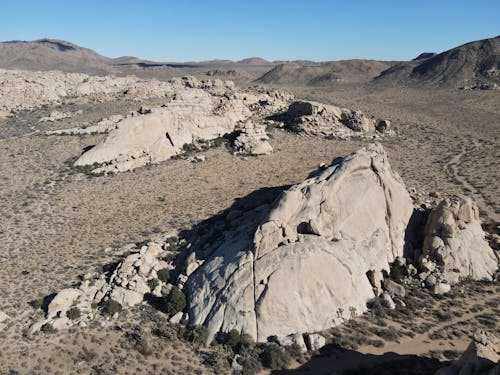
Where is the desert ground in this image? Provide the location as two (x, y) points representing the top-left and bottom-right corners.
(0, 38), (499, 375)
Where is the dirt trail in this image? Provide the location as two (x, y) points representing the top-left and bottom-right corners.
(444, 139), (498, 221)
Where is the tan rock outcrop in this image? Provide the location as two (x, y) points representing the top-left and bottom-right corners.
(282, 100), (387, 138)
(420, 195), (498, 282)
(186, 144), (414, 342)
(73, 88), (251, 173)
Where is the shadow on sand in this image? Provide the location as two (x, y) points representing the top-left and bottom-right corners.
(272, 343), (446, 375)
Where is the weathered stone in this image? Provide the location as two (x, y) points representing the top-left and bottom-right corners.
(0, 310), (9, 323)
(381, 291), (396, 309)
(384, 279), (406, 298)
(421, 196), (498, 282)
(304, 333), (326, 351)
(186, 144), (413, 342)
(433, 283), (451, 295)
(47, 288), (82, 319)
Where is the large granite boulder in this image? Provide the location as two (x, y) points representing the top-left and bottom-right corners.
(186, 143), (414, 343)
(74, 88), (251, 173)
(420, 195), (498, 282)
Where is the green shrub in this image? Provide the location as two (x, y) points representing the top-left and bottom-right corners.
(204, 347), (230, 372)
(184, 325), (209, 345)
(240, 355), (263, 375)
(389, 261), (403, 284)
(66, 307), (81, 321)
(101, 299), (122, 316)
(165, 286), (186, 315)
(157, 268), (170, 283)
(154, 325), (176, 341)
(162, 253), (177, 263)
(260, 343), (291, 370)
(41, 323), (56, 333)
(148, 278), (159, 291)
(30, 298), (44, 310)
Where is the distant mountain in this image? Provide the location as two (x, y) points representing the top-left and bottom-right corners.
(255, 60), (395, 85)
(237, 57), (272, 65)
(0, 39), (114, 74)
(376, 36), (500, 87)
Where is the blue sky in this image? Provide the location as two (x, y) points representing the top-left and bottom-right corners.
(1, 0), (498, 62)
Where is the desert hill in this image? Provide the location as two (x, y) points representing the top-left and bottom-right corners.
(375, 36), (500, 87)
(255, 59), (395, 85)
(0, 39), (114, 74)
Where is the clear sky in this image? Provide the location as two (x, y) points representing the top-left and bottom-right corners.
(1, 0), (499, 62)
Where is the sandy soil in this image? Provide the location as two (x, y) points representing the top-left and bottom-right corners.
(0, 81), (498, 374)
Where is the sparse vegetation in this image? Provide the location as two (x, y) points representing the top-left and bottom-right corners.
(164, 286), (186, 315)
(66, 307), (81, 320)
(100, 299), (122, 316)
(157, 268), (170, 283)
(147, 278), (159, 291)
(40, 323), (56, 334)
(259, 342), (291, 370)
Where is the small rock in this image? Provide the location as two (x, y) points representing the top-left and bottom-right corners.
(304, 333), (326, 351)
(381, 291), (396, 309)
(0, 310), (10, 323)
(169, 311), (183, 324)
(231, 355), (243, 372)
(425, 274), (437, 288)
(383, 279), (406, 298)
(433, 283), (451, 295)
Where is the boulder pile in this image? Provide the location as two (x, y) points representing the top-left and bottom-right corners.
(278, 100), (391, 138)
(30, 235), (183, 333)
(416, 195), (498, 290)
(233, 120), (274, 155)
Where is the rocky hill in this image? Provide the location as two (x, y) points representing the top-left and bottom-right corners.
(0, 39), (114, 74)
(255, 60), (396, 85)
(375, 36), (500, 88)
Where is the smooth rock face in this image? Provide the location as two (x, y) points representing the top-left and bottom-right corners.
(186, 144), (414, 342)
(421, 195), (498, 282)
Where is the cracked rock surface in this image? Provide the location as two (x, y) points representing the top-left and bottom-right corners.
(186, 143), (414, 342)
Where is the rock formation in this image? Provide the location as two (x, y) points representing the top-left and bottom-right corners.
(73, 87), (252, 173)
(233, 120), (273, 155)
(419, 195), (498, 283)
(436, 331), (499, 375)
(186, 143), (414, 342)
(71, 80), (298, 172)
(278, 100), (390, 138)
